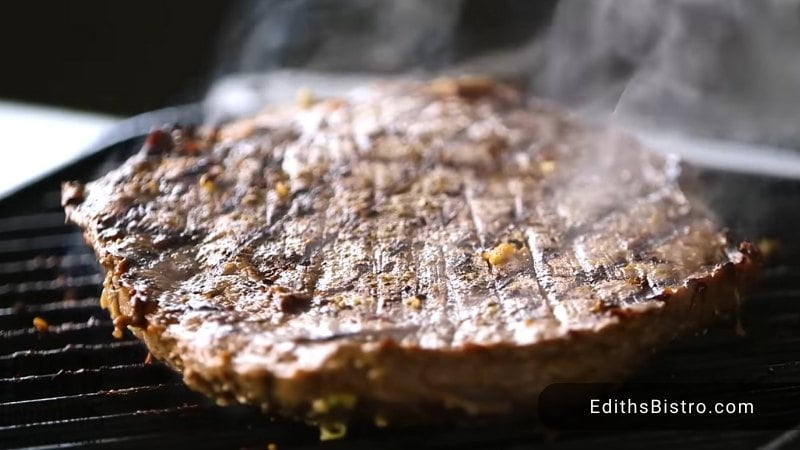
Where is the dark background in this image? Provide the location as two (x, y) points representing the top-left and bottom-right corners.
(0, 1), (232, 116)
(0, 1), (557, 117)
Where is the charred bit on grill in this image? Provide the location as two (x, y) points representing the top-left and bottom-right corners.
(32, 316), (49, 333)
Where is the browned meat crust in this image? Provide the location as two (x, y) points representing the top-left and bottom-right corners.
(63, 78), (760, 426)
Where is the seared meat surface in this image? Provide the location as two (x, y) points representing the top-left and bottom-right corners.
(63, 79), (759, 425)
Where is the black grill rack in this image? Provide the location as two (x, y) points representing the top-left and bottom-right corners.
(2, 123), (800, 449)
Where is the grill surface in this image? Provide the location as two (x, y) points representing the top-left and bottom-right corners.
(2, 125), (800, 449)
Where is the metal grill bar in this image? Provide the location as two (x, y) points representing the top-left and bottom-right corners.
(0, 403), (325, 450)
(1, 364), (176, 402)
(3, 321), (116, 352)
(0, 234), (87, 254)
(0, 405), (210, 448)
(0, 285), (101, 308)
(1, 341), (147, 376)
(0, 383), (196, 426)
(0, 274), (103, 297)
(0, 297), (100, 314)
(0, 251), (97, 283)
(0, 212), (67, 233)
(0, 253), (97, 275)
(0, 299), (105, 329)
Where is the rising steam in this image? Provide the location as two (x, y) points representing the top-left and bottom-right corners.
(209, 0), (800, 152)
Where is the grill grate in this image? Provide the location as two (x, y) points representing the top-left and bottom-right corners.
(0, 157), (325, 449)
(1, 129), (800, 449)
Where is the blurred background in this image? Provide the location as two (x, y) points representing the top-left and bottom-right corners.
(2, 0), (800, 195)
(2, 3), (800, 448)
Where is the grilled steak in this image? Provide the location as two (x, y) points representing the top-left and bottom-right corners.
(63, 78), (759, 427)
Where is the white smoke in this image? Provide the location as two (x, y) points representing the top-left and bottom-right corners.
(534, 0), (800, 149)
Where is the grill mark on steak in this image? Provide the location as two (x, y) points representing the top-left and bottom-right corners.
(407, 181), (454, 344)
(300, 204), (333, 298)
(311, 160), (376, 315)
(513, 151), (684, 322)
(441, 185), (501, 331)
(266, 189), (327, 294)
(372, 171), (419, 315)
(463, 174), (551, 326)
(508, 179), (557, 322)
(462, 177), (506, 318)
